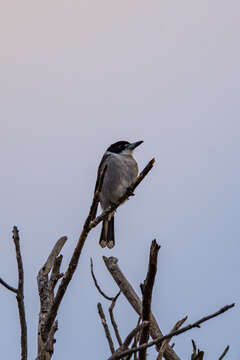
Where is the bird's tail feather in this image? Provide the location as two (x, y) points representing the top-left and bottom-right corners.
(107, 216), (115, 249)
(99, 220), (108, 248)
(99, 217), (115, 249)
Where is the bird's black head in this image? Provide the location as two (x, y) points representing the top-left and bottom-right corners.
(107, 141), (130, 154)
(107, 140), (143, 154)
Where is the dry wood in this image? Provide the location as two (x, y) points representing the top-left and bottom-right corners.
(0, 277), (17, 293)
(139, 240), (160, 360)
(109, 292), (122, 347)
(107, 303), (235, 360)
(98, 302), (115, 354)
(37, 236), (67, 360)
(218, 345), (229, 360)
(103, 256), (180, 360)
(13, 226), (28, 360)
(123, 321), (149, 349)
(157, 317), (188, 360)
(191, 340), (204, 360)
(90, 257), (117, 301)
(0, 227), (28, 360)
(90, 258), (122, 346)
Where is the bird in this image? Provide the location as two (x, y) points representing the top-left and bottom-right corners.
(92, 140), (143, 249)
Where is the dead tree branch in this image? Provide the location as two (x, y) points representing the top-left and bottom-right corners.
(91, 258), (117, 301)
(0, 227), (28, 360)
(37, 236), (67, 360)
(91, 258), (122, 346)
(42, 159), (155, 343)
(157, 317), (188, 360)
(12, 226), (28, 360)
(139, 240), (160, 360)
(109, 292), (122, 347)
(123, 321), (149, 350)
(98, 302), (115, 354)
(103, 256), (180, 360)
(107, 303), (235, 360)
(0, 277), (17, 293)
(191, 340), (204, 360)
(218, 345), (229, 360)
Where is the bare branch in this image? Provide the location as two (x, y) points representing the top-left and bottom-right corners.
(218, 345), (229, 360)
(98, 302), (115, 354)
(37, 321), (58, 360)
(103, 256), (180, 360)
(42, 237), (67, 276)
(42, 159), (154, 343)
(107, 303), (235, 360)
(123, 321), (149, 350)
(0, 277), (17, 293)
(50, 255), (64, 290)
(157, 317), (188, 360)
(37, 237), (67, 359)
(12, 226), (28, 360)
(191, 340), (205, 360)
(90, 258), (117, 301)
(139, 240), (160, 360)
(109, 292), (122, 347)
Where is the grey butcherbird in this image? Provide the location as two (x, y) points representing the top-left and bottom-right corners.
(92, 140), (143, 249)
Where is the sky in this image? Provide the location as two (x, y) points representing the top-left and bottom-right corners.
(0, 0), (239, 358)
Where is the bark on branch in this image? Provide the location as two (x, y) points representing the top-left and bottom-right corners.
(139, 240), (160, 360)
(0, 227), (28, 360)
(37, 236), (67, 360)
(103, 256), (180, 360)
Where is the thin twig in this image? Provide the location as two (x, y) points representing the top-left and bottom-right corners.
(109, 292), (122, 347)
(191, 339), (204, 360)
(98, 303), (115, 354)
(218, 345), (229, 360)
(0, 278), (17, 293)
(42, 159), (154, 343)
(12, 226), (28, 360)
(107, 303), (235, 360)
(157, 317), (188, 360)
(90, 258), (122, 346)
(90, 258), (116, 301)
(139, 240), (160, 360)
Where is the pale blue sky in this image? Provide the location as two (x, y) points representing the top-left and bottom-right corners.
(0, 1), (239, 358)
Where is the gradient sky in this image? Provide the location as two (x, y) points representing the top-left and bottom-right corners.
(0, 1), (239, 359)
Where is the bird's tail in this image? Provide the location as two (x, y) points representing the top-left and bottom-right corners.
(99, 216), (115, 249)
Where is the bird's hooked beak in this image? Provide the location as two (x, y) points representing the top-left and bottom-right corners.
(127, 140), (144, 150)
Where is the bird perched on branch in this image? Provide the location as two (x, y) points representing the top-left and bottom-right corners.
(93, 140), (143, 249)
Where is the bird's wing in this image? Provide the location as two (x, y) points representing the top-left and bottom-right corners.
(91, 153), (110, 220)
